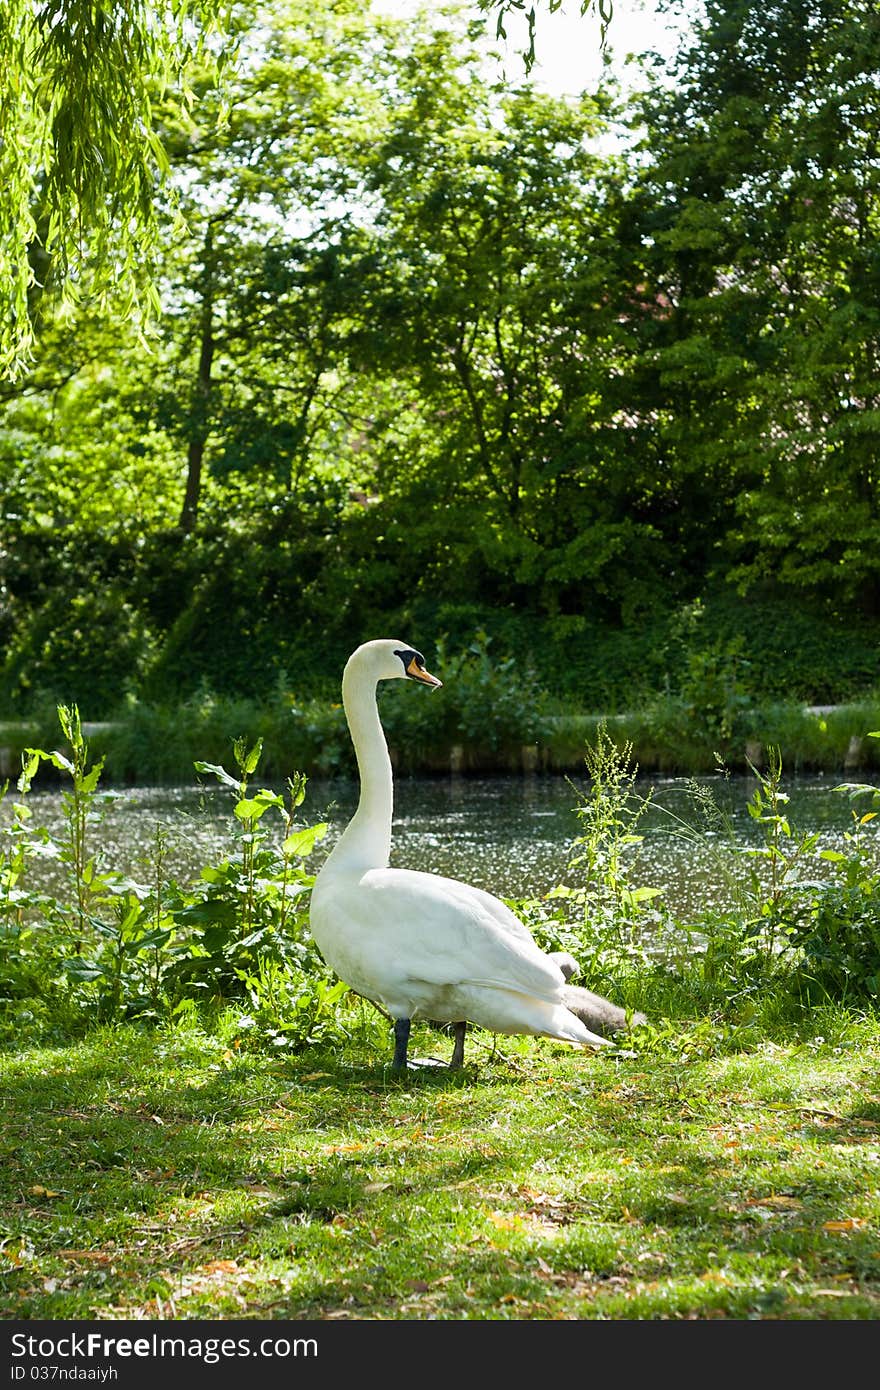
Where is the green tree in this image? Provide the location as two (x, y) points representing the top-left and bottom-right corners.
(630, 0), (880, 613)
(0, 0), (232, 378)
(141, 0), (400, 531)
(345, 36), (666, 618)
(0, 0), (400, 534)
(0, 0), (616, 380)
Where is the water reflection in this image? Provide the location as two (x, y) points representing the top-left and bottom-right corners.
(3, 771), (875, 921)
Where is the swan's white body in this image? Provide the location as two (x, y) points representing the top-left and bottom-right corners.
(308, 639), (611, 1057)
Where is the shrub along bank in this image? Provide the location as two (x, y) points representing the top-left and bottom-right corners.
(2, 675), (879, 786)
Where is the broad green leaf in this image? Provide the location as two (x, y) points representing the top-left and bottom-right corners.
(80, 761), (106, 793)
(251, 789), (286, 813)
(194, 761), (241, 789)
(283, 823), (329, 858)
(37, 749), (74, 775)
(626, 886), (664, 903)
(234, 797), (273, 822)
(63, 958), (106, 982)
(126, 929), (171, 952)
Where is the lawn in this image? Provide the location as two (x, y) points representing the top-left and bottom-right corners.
(2, 1015), (879, 1321)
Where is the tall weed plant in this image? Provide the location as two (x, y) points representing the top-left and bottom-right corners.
(517, 723), (665, 1011)
(520, 727), (880, 1032)
(0, 705), (349, 1049)
(647, 739), (880, 1013)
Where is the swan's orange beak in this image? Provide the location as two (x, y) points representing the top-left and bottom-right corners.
(407, 656), (442, 689)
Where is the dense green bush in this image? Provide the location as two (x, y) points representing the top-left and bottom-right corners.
(4, 689), (880, 788)
(2, 516), (879, 727)
(378, 634), (552, 773)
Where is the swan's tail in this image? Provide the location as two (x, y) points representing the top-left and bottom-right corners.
(563, 983), (647, 1038)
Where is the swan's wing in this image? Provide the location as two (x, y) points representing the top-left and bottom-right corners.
(441, 877), (537, 944)
(353, 867), (565, 1001)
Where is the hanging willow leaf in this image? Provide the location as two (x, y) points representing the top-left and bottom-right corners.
(0, 0), (231, 379)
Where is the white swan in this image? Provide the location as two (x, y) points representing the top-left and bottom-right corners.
(309, 639), (643, 1071)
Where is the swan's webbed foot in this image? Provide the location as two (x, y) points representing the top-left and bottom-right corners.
(449, 1021), (466, 1070)
(391, 1017), (411, 1071)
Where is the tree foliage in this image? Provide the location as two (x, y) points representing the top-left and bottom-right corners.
(1, 0), (879, 718)
(0, 0), (617, 380)
(629, 0), (880, 607)
(0, 0), (230, 377)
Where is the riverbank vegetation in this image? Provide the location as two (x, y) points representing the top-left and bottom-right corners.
(2, 632), (880, 785)
(2, 705), (878, 1055)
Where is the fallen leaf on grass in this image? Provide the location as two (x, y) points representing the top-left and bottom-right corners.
(745, 1195), (803, 1209)
(517, 1187), (569, 1209)
(488, 1211), (520, 1230)
(822, 1218), (866, 1232)
(27, 1186), (61, 1199)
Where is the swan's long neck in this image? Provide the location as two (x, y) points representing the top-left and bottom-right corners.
(324, 660), (392, 873)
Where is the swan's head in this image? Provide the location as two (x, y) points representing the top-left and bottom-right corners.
(346, 639), (443, 689)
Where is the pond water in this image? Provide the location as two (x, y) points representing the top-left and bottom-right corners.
(5, 770), (877, 922)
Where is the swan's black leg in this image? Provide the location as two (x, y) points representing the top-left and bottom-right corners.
(392, 1018), (411, 1071)
(449, 1021), (466, 1070)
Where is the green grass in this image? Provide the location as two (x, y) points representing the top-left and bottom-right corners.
(2, 1014), (879, 1321)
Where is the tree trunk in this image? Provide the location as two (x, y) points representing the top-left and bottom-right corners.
(178, 226), (216, 533)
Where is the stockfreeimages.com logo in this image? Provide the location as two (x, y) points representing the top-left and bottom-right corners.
(11, 1333), (317, 1367)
